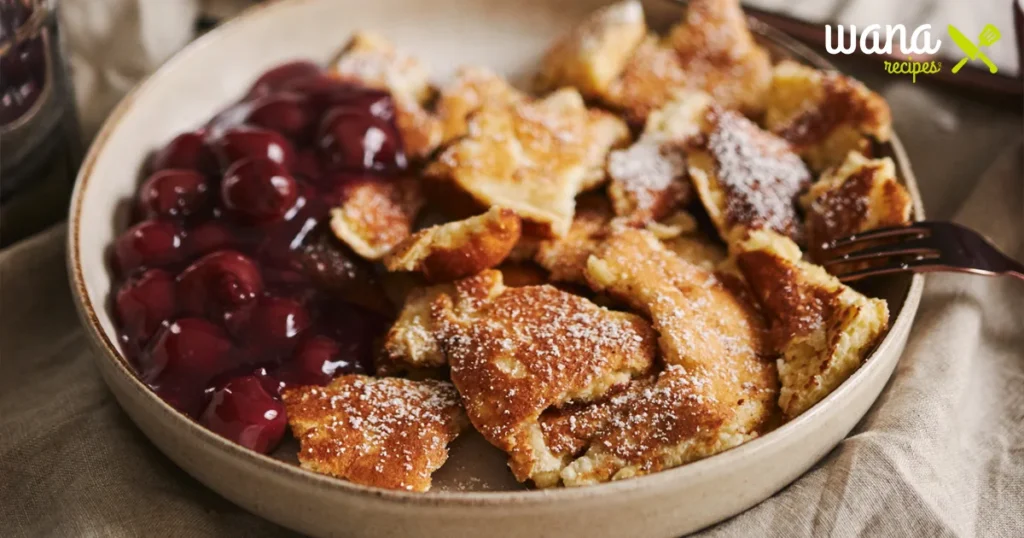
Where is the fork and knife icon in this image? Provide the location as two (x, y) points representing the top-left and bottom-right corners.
(948, 24), (1001, 74)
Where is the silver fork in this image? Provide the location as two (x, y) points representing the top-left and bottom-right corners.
(819, 221), (1024, 282)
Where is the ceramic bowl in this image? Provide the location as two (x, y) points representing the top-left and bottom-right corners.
(67, 1), (925, 536)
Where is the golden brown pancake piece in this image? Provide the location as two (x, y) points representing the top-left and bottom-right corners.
(435, 270), (656, 487)
(283, 375), (467, 492)
(378, 271), (503, 376)
(688, 108), (812, 244)
(536, 0), (647, 98)
(764, 60), (891, 172)
(800, 152), (912, 262)
(607, 139), (691, 223)
(534, 194), (614, 283)
(569, 229), (777, 484)
(603, 0), (772, 123)
(605, 92), (713, 224)
(329, 177), (424, 260)
(385, 207), (522, 282)
(734, 229), (889, 419)
(434, 66), (527, 144)
(425, 88), (630, 237)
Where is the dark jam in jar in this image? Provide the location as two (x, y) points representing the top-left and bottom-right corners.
(0, 0), (81, 246)
(109, 61), (402, 454)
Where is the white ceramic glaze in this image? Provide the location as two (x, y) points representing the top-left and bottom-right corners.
(67, 1), (925, 536)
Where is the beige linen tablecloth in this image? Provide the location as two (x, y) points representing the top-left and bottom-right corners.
(3, 1), (1024, 535)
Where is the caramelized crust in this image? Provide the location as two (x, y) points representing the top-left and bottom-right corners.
(331, 32), (443, 159)
(425, 89), (630, 237)
(604, 0), (772, 123)
(536, 0), (647, 97)
(764, 61), (891, 171)
(385, 207), (522, 282)
(329, 177), (424, 260)
(734, 229), (889, 419)
(800, 152), (912, 261)
(436, 271), (656, 486)
(688, 108), (811, 244)
(569, 229), (777, 484)
(283, 376), (467, 492)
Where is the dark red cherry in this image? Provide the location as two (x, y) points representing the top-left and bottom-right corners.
(214, 127), (295, 171)
(116, 268), (177, 348)
(320, 305), (388, 375)
(139, 318), (235, 416)
(246, 61), (323, 99)
(221, 157), (299, 223)
(300, 80), (396, 121)
(292, 148), (323, 182)
(226, 296), (311, 352)
(278, 334), (363, 387)
(114, 220), (184, 274)
(317, 106), (405, 172)
(150, 131), (217, 175)
(185, 220), (239, 258)
(138, 169), (210, 219)
(176, 250), (264, 321)
(250, 366), (286, 398)
(199, 375), (286, 453)
(246, 92), (312, 140)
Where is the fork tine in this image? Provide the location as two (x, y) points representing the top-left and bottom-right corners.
(834, 265), (907, 282)
(819, 238), (941, 266)
(822, 224), (928, 250)
(833, 259), (945, 282)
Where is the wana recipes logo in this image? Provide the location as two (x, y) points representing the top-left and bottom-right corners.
(824, 23), (1003, 82)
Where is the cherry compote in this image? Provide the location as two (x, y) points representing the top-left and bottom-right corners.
(200, 374), (287, 453)
(109, 61), (401, 454)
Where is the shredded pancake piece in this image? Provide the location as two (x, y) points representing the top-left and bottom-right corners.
(602, 0), (772, 123)
(437, 270), (656, 487)
(567, 229), (777, 484)
(800, 152), (912, 262)
(764, 60), (892, 172)
(688, 108), (811, 244)
(283, 375), (467, 492)
(434, 66), (528, 144)
(385, 207), (522, 282)
(534, 194), (614, 283)
(734, 229), (889, 419)
(329, 177), (424, 260)
(425, 88), (630, 237)
(379, 271), (503, 376)
(536, 0), (647, 98)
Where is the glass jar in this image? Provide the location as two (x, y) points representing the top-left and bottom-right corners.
(0, 0), (80, 247)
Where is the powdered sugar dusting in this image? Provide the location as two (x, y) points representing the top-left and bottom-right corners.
(707, 110), (810, 238)
(608, 140), (688, 215)
(283, 376), (465, 492)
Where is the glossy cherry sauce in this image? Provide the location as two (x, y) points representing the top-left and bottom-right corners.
(110, 62), (399, 453)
